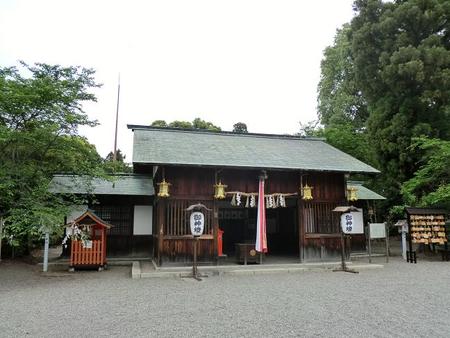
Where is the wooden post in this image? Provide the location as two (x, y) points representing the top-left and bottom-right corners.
(385, 222), (389, 263)
(213, 199), (219, 264)
(368, 223), (372, 263)
(157, 199), (165, 266)
(0, 216), (3, 262)
(340, 230), (347, 269)
(192, 237), (198, 278)
(297, 191), (304, 263)
(406, 213), (416, 263)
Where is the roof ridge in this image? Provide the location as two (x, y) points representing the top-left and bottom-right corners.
(127, 124), (325, 141)
(52, 173), (151, 177)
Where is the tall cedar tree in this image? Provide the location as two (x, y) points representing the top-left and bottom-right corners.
(350, 0), (450, 203)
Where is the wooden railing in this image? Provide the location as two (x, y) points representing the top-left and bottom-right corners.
(70, 240), (104, 266)
(303, 201), (340, 234)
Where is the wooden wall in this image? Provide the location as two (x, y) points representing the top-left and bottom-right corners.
(154, 165), (348, 264)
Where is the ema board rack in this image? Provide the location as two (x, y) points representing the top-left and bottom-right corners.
(406, 208), (448, 263)
(410, 214), (447, 245)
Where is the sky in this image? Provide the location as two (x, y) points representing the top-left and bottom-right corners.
(0, 0), (355, 160)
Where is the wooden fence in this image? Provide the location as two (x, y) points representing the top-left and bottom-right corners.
(70, 240), (105, 266)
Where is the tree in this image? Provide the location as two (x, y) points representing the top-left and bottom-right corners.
(168, 120), (193, 129)
(316, 24), (375, 167)
(150, 118), (221, 131)
(192, 118), (221, 131)
(401, 137), (450, 209)
(349, 0), (450, 202)
(317, 24), (368, 128)
(232, 122), (248, 133)
(104, 149), (132, 173)
(150, 120), (168, 127)
(0, 62), (104, 253)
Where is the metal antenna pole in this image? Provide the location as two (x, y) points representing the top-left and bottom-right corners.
(113, 73), (121, 162)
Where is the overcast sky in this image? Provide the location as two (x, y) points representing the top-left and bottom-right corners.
(0, 0), (355, 160)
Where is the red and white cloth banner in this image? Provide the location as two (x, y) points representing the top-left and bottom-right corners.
(255, 178), (268, 253)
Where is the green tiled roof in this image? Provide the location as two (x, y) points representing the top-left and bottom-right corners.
(347, 181), (385, 200)
(49, 174), (154, 196)
(129, 126), (380, 173)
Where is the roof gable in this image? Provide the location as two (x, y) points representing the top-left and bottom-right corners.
(69, 210), (112, 229)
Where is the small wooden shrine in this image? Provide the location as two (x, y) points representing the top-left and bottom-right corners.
(66, 210), (112, 271)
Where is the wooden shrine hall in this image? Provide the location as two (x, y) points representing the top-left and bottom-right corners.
(129, 125), (380, 265)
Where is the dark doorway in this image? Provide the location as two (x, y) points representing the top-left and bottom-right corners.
(218, 201), (298, 258)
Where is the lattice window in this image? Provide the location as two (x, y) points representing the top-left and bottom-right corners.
(92, 205), (133, 236)
(303, 202), (340, 234)
(164, 200), (213, 236)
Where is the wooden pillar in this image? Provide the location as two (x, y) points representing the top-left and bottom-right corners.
(213, 199), (219, 263)
(213, 169), (219, 263)
(297, 197), (304, 263)
(101, 228), (106, 265)
(157, 199), (166, 266)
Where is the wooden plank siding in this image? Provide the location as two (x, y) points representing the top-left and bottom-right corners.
(154, 165), (347, 264)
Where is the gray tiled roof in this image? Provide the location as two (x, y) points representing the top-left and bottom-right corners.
(129, 126), (380, 173)
(347, 181), (385, 200)
(49, 174), (154, 196)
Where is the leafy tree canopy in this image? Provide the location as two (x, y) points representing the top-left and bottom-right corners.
(150, 118), (221, 131)
(232, 122), (248, 133)
(316, 0), (450, 210)
(318, 24), (368, 129)
(350, 0), (450, 201)
(104, 149), (132, 173)
(0, 62), (105, 252)
(401, 137), (450, 209)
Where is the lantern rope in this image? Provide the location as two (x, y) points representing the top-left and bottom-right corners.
(225, 191), (298, 197)
(225, 191), (298, 208)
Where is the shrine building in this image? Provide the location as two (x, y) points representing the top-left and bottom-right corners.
(51, 125), (382, 265)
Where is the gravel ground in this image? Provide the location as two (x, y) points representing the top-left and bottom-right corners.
(0, 257), (449, 338)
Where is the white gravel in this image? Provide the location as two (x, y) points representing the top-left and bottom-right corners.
(1, 257), (449, 338)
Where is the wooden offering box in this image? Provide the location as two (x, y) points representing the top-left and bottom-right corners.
(235, 243), (262, 264)
(68, 210), (112, 271)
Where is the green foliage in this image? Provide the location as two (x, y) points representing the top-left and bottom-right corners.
(317, 24), (368, 128)
(316, 24), (374, 167)
(192, 118), (221, 131)
(150, 118), (221, 131)
(317, 0), (450, 210)
(350, 0), (450, 202)
(401, 137), (450, 209)
(232, 122), (248, 133)
(0, 62), (105, 252)
(150, 120), (168, 127)
(104, 149), (132, 173)
(168, 120), (194, 129)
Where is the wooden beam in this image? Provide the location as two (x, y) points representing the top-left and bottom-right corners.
(157, 199), (165, 266)
(213, 199), (219, 263)
(297, 197), (304, 262)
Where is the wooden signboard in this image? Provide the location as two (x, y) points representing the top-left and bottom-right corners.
(369, 223), (386, 239)
(367, 222), (389, 263)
